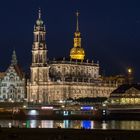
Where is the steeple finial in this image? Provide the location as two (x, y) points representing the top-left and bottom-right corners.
(11, 50), (17, 65)
(38, 8), (41, 19)
(76, 11), (79, 32)
(36, 8), (44, 26)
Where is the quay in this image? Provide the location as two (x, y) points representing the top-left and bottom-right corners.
(1, 102), (140, 120)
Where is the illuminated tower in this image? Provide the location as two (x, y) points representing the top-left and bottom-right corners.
(70, 11), (85, 61)
(32, 8), (47, 66)
(28, 9), (49, 103)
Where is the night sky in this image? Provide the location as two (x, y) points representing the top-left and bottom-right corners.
(0, 0), (140, 81)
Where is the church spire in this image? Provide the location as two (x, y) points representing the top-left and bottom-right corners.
(11, 50), (17, 65)
(35, 8), (44, 27)
(38, 8), (41, 19)
(74, 11), (81, 47)
(70, 11), (85, 61)
(76, 11), (79, 32)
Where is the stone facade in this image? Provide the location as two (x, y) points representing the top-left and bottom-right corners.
(27, 10), (117, 104)
(0, 51), (26, 102)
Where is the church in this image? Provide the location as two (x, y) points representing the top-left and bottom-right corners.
(27, 9), (118, 104)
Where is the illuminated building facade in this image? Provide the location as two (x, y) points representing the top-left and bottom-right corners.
(109, 84), (140, 104)
(0, 50), (26, 102)
(102, 75), (126, 86)
(27, 10), (117, 103)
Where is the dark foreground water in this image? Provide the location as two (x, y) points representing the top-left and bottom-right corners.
(0, 120), (140, 130)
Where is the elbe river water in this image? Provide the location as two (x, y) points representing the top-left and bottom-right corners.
(0, 120), (140, 130)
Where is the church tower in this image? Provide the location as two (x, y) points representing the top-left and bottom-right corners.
(32, 8), (47, 66)
(70, 11), (85, 61)
(28, 9), (50, 103)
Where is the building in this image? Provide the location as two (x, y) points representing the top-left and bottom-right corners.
(70, 12), (85, 61)
(27, 10), (117, 104)
(109, 84), (140, 104)
(0, 50), (26, 102)
(102, 75), (126, 86)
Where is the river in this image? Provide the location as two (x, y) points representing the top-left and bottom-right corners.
(0, 120), (140, 130)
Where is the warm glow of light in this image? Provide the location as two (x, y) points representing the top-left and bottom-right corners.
(120, 98), (140, 104)
(23, 105), (27, 108)
(128, 68), (132, 74)
(61, 105), (65, 108)
(70, 54), (85, 60)
(41, 106), (53, 110)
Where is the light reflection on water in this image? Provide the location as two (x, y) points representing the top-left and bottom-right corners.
(0, 120), (140, 130)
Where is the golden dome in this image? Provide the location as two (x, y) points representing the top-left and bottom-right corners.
(70, 47), (85, 60)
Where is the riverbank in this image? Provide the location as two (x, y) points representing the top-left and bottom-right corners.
(0, 128), (140, 140)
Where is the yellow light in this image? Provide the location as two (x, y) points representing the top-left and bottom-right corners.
(70, 54), (84, 60)
(23, 105), (27, 108)
(61, 105), (65, 108)
(128, 68), (132, 74)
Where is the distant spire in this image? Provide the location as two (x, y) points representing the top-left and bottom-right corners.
(76, 11), (79, 32)
(38, 8), (41, 19)
(11, 50), (17, 65)
(35, 8), (44, 26)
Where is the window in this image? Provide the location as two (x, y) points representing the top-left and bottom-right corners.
(3, 89), (6, 93)
(18, 95), (21, 99)
(9, 75), (15, 81)
(18, 89), (21, 93)
(3, 95), (6, 99)
(2, 83), (7, 86)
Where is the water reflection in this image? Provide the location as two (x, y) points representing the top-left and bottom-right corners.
(63, 120), (69, 128)
(81, 120), (93, 129)
(0, 120), (140, 130)
(102, 121), (107, 129)
(30, 120), (37, 128)
(42, 120), (53, 128)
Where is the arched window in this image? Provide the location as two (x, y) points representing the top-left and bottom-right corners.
(37, 35), (39, 42)
(9, 73), (15, 81)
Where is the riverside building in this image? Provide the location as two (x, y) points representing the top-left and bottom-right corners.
(109, 84), (140, 104)
(27, 10), (117, 104)
(0, 50), (26, 102)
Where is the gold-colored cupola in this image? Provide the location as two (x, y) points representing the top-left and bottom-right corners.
(70, 11), (85, 61)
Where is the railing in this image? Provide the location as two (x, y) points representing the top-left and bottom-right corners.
(49, 60), (99, 67)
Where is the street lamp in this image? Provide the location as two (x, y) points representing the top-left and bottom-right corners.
(127, 68), (133, 84)
(128, 68), (132, 74)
